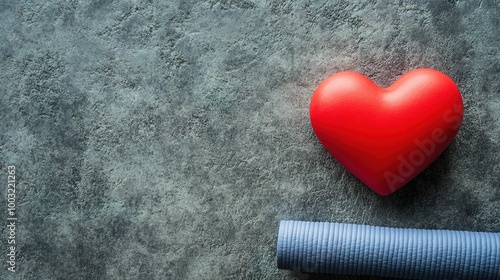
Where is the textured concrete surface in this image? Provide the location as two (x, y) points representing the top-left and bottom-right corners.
(0, 1), (499, 279)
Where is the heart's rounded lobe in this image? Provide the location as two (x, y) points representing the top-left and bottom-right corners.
(310, 69), (463, 195)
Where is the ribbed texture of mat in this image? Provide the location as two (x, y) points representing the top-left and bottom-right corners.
(277, 220), (500, 279)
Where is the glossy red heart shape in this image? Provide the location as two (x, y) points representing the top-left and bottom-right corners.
(310, 69), (463, 195)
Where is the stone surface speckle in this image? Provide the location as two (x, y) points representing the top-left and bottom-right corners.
(0, 1), (499, 279)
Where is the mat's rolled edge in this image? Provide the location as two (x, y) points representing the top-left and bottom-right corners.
(276, 220), (500, 279)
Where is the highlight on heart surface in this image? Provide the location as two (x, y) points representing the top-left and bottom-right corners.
(309, 68), (464, 195)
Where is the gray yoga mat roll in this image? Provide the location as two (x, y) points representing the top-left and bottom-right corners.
(277, 220), (500, 279)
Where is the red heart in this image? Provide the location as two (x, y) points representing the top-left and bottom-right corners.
(310, 69), (463, 195)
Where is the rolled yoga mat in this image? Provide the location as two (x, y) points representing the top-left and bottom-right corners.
(277, 220), (500, 279)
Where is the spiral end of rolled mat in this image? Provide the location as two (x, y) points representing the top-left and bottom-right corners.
(277, 220), (500, 279)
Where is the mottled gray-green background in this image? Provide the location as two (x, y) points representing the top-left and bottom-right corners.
(0, 1), (499, 279)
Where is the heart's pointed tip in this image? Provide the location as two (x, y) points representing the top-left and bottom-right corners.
(372, 186), (401, 196)
(362, 179), (404, 196)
